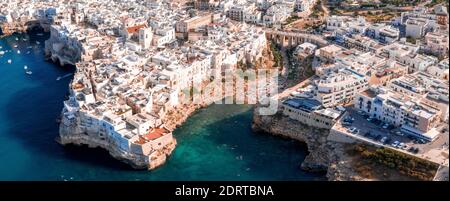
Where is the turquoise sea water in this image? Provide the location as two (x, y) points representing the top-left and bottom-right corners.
(0, 32), (325, 181)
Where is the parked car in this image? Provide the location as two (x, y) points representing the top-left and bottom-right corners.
(399, 143), (407, 150)
(395, 131), (404, 136)
(382, 123), (390, 129)
(380, 136), (388, 144)
(345, 116), (355, 122)
(391, 141), (400, 148)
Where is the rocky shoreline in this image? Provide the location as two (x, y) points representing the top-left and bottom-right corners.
(58, 96), (215, 170)
(55, 36), (278, 170)
(252, 109), (380, 181)
(58, 117), (177, 170)
(252, 107), (448, 181)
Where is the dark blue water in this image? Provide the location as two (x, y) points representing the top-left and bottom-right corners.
(0, 32), (325, 181)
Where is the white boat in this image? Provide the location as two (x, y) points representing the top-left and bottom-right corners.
(17, 50), (21, 54)
(36, 41), (40, 45)
(24, 65), (28, 70)
(0, 51), (4, 55)
(25, 70), (33, 75)
(7, 59), (12, 64)
(23, 38), (27, 41)
(56, 73), (73, 81)
(13, 45), (18, 48)
(15, 37), (19, 41)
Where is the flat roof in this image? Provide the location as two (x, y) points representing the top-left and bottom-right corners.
(361, 89), (377, 98)
(283, 98), (322, 112)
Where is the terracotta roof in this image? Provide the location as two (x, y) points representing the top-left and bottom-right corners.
(127, 24), (146, 34)
(143, 128), (169, 141)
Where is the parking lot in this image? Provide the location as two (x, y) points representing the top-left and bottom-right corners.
(333, 107), (449, 166)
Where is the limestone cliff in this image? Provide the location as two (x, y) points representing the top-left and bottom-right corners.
(252, 110), (372, 181)
(58, 114), (177, 170)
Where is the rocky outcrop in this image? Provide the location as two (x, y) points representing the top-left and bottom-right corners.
(252, 110), (364, 180)
(433, 165), (449, 181)
(0, 20), (49, 36)
(58, 120), (177, 170)
(44, 38), (78, 66)
(252, 112), (330, 172)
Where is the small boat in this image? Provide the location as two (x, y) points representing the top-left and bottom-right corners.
(56, 73), (73, 81)
(17, 50), (21, 54)
(37, 33), (44, 36)
(0, 51), (4, 55)
(25, 70), (33, 75)
(27, 46), (32, 49)
(13, 45), (18, 48)
(23, 38), (27, 41)
(7, 59), (12, 64)
(36, 41), (40, 45)
(26, 51), (31, 54)
(24, 65), (28, 70)
(15, 37), (19, 41)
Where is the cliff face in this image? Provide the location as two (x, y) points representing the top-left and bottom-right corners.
(58, 115), (177, 170)
(252, 111), (365, 181)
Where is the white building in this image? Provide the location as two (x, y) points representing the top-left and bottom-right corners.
(423, 31), (449, 59)
(152, 27), (175, 47)
(139, 27), (153, 50)
(355, 86), (445, 141)
(314, 68), (369, 107)
(426, 59), (449, 81)
(405, 18), (430, 39)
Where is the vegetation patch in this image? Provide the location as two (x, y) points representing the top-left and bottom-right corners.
(351, 145), (439, 180)
(283, 15), (300, 26)
(406, 36), (417, 44)
(270, 41), (283, 68)
(310, 0), (325, 18)
(379, 0), (422, 7)
(425, 0), (447, 7)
